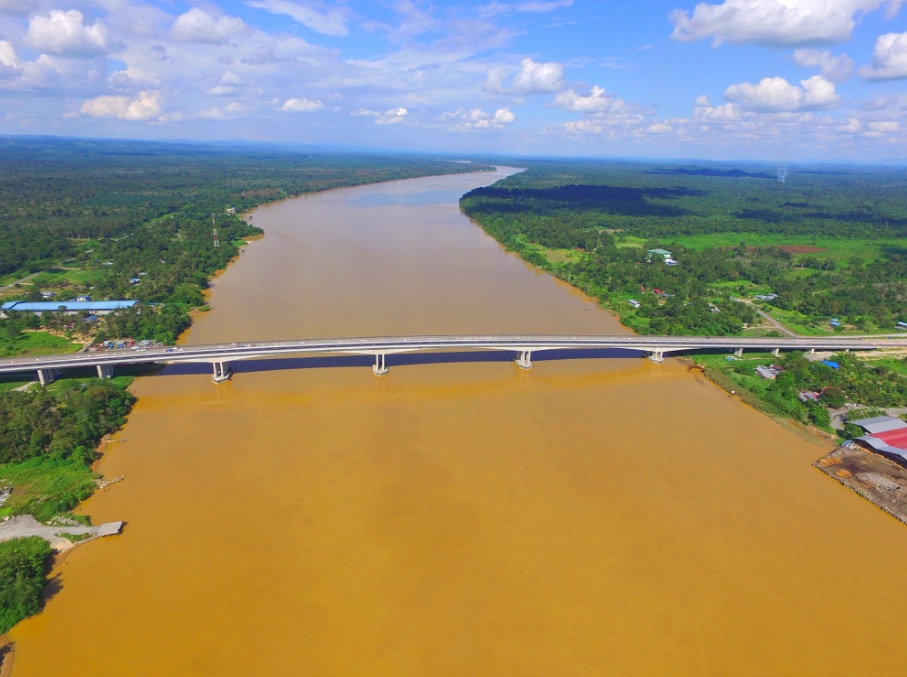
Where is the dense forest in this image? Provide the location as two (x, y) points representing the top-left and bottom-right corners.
(0, 137), (488, 276)
(461, 160), (907, 334)
(0, 138), (489, 342)
(0, 536), (52, 634)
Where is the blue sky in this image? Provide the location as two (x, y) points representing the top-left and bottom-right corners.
(0, 0), (905, 161)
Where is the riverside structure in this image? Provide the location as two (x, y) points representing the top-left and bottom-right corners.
(1, 334), (902, 385)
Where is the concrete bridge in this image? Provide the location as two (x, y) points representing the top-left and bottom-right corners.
(0, 334), (903, 385)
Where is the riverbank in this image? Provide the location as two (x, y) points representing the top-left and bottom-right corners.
(0, 638), (13, 677)
(0, 162), (501, 652)
(10, 165), (907, 676)
(815, 445), (907, 525)
(458, 174), (907, 526)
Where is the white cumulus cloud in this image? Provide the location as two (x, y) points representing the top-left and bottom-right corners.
(171, 8), (246, 44)
(375, 107), (408, 124)
(693, 94), (742, 122)
(671, 0), (903, 47)
(485, 57), (564, 94)
(0, 40), (20, 69)
(280, 97), (323, 112)
(81, 91), (161, 120)
(25, 10), (107, 58)
(792, 49), (854, 82)
(860, 32), (907, 80)
(553, 85), (623, 112)
(443, 107), (516, 129)
(724, 75), (839, 111)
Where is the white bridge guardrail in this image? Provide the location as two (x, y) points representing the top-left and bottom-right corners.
(0, 334), (904, 383)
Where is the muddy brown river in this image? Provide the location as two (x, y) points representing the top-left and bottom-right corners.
(10, 168), (907, 675)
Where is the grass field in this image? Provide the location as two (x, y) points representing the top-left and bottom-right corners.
(26, 268), (106, 287)
(0, 455), (97, 523)
(861, 356), (907, 377)
(656, 233), (906, 262)
(0, 331), (82, 358)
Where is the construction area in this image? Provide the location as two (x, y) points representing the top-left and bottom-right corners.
(816, 445), (907, 524)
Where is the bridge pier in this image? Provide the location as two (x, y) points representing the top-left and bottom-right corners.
(647, 350), (664, 364)
(516, 350), (532, 370)
(373, 353), (388, 376)
(212, 361), (232, 383)
(771, 348), (780, 357)
(36, 368), (57, 386)
(97, 364), (114, 380)
(734, 347), (744, 357)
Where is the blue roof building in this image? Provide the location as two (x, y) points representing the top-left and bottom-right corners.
(1, 300), (137, 315)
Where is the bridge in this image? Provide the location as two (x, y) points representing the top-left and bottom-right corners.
(0, 334), (903, 385)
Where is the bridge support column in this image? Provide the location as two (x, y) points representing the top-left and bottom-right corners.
(734, 347), (744, 357)
(212, 361), (232, 383)
(516, 350), (532, 370)
(37, 368), (56, 386)
(648, 351), (664, 364)
(97, 364), (114, 380)
(373, 353), (388, 376)
(809, 348), (815, 354)
(771, 348), (780, 357)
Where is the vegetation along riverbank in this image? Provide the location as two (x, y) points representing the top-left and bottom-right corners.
(0, 136), (491, 635)
(461, 158), (907, 510)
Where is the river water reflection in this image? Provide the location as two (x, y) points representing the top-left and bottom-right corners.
(11, 167), (907, 675)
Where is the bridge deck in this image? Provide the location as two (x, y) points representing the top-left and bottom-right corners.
(0, 334), (903, 380)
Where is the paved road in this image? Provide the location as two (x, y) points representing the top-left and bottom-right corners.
(0, 272), (40, 294)
(732, 297), (797, 336)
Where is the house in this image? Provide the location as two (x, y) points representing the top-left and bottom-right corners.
(798, 391), (821, 403)
(646, 248), (672, 262)
(820, 360), (840, 369)
(829, 318), (841, 327)
(896, 321), (907, 330)
(664, 258), (679, 266)
(628, 299), (641, 308)
(129, 277), (141, 285)
(755, 365), (781, 379)
(40, 291), (56, 299)
(754, 293), (778, 301)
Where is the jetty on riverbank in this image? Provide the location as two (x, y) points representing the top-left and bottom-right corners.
(0, 515), (124, 552)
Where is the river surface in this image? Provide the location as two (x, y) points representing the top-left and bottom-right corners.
(11, 168), (907, 675)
